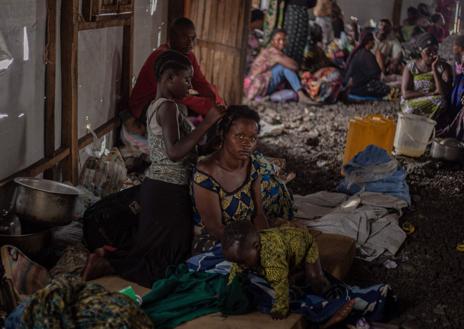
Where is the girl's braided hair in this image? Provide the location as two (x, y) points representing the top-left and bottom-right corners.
(154, 49), (192, 80)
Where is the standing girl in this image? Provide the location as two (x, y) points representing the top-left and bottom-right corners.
(83, 50), (225, 287)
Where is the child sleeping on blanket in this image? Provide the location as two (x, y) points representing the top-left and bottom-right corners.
(222, 222), (331, 319)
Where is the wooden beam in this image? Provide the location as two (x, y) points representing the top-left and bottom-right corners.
(78, 117), (121, 150)
(120, 3), (134, 112)
(238, 0), (252, 104)
(184, 0), (192, 18)
(0, 148), (70, 187)
(78, 16), (131, 31)
(196, 39), (241, 55)
(168, 0), (185, 27)
(392, 0), (403, 27)
(44, 0), (57, 180)
(61, 0), (79, 184)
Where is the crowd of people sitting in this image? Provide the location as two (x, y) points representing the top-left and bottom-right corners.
(78, 1), (464, 326)
(244, 1), (464, 141)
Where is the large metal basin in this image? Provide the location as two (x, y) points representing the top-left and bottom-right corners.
(13, 178), (80, 227)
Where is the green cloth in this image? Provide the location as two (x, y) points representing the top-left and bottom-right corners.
(142, 265), (252, 329)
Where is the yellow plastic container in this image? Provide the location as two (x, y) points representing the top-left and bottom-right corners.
(342, 115), (396, 166)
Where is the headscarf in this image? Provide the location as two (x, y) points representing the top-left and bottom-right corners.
(415, 32), (438, 52)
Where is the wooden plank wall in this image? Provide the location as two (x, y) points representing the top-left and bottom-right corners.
(187, 0), (251, 105)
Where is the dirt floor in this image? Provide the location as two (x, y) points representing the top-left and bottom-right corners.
(255, 100), (464, 329)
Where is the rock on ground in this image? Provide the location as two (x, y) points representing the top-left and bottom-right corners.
(254, 100), (464, 329)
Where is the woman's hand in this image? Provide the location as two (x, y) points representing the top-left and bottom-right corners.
(431, 56), (439, 73)
(203, 104), (227, 127)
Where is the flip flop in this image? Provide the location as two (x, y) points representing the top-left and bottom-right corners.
(456, 242), (464, 253)
(402, 222), (416, 235)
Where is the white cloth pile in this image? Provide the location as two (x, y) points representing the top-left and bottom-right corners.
(294, 191), (408, 261)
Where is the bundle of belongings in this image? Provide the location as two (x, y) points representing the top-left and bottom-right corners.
(294, 145), (410, 261)
(0, 245), (152, 329)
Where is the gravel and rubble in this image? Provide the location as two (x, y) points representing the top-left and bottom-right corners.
(254, 100), (464, 329)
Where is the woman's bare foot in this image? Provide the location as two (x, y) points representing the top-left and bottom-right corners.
(81, 253), (114, 281)
(321, 299), (356, 329)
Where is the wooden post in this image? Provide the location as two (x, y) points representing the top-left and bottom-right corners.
(61, 0), (79, 184)
(120, 2), (134, 111)
(239, 0), (252, 103)
(44, 0), (57, 179)
(392, 0), (403, 27)
(184, 0), (191, 18)
(168, 0), (185, 26)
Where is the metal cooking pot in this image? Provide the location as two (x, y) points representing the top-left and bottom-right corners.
(0, 230), (51, 256)
(430, 138), (464, 162)
(13, 178), (80, 226)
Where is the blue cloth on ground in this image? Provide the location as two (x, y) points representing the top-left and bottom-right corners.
(338, 145), (411, 205)
(5, 299), (30, 329)
(186, 244), (231, 275)
(186, 248), (397, 325)
(348, 94), (383, 102)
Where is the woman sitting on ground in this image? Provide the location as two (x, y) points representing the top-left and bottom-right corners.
(191, 105), (294, 254)
(301, 22), (344, 104)
(401, 32), (452, 121)
(438, 35), (464, 140)
(82, 50), (225, 287)
(344, 32), (391, 98)
(244, 29), (313, 103)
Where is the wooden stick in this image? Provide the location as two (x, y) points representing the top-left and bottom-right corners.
(78, 117), (121, 150)
(61, 0), (79, 184)
(44, 0), (57, 179)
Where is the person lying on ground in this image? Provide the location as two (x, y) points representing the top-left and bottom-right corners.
(121, 17), (225, 153)
(344, 32), (391, 98)
(222, 222), (355, 327)
(438, 35), (464, 140)
(191, 105), (295, 254)
(244, 29), (314, 103)
(82, 50), (226, 288)
(374, 19), (403, 76)
(401, 32), (452, 122)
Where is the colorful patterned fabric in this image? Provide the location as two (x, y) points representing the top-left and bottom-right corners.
(191, 153), (294, 253)
(254, 153), (294, 221)
(248, 274), (397, 325)
(246, 29), (264, 74)
(229, 226), (319, 316)
(146, 98), (197, 185)
(244, 47), (285, 100)
(0, 245), (49, 299)
(301, 67), (343, 103)
(284, 4), (309, 64)
(438, 69), (464, 140)
(18, 274), (152, 329)
(185, 245), (397, 325)
(401, 61), (446, 117)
